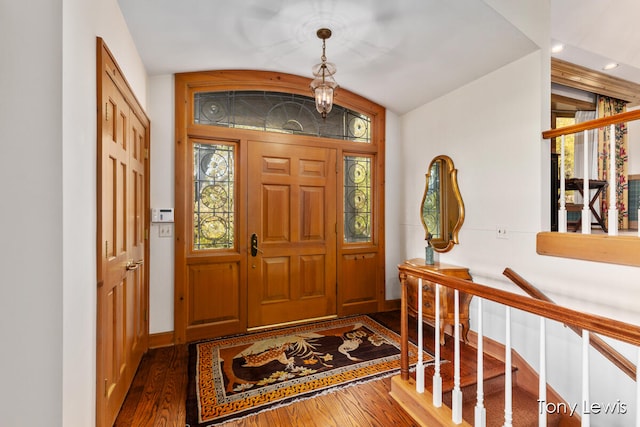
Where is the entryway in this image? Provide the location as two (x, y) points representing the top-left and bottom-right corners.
(173, 70), (387, 344)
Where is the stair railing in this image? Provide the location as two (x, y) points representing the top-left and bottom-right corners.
(503, 267), (637, 381)
(396, 264), (640, 426)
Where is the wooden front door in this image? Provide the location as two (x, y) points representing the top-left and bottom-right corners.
(96, 39), (149, 427)
(174, 71), (387, 344)
(247, 141), (337, 328)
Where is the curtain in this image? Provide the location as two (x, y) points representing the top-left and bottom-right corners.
(573, 110), (597, 216)
(573, 110), (597, 179)
(597, 95), (629, 230)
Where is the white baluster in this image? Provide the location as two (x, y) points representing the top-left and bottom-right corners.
(538, 317), (547, 427)
(416, 278), (424, 393)
(636, 348), (640, 427)
(475, 298), (486, 427)
(503, 307), (512, 427)
(608, 124), (618, 236)
(559, 134), (567, 232)
(582, 330), (590, 427)
(433, 283), (442, 407)
(582, 129), (591, 234)
(452, 289), (462, 424)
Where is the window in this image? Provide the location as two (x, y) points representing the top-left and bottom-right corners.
(192, 142), (235, 250)
(343, 155), (373, 243)
(194, 91), (371, 143)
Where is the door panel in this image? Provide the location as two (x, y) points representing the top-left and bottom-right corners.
(340, 252), (379, 315)
(104, 279), (126, 415)
(247, 141), (337, 328)
(262, 185), (290, 241)
(188, 262), (240, 325)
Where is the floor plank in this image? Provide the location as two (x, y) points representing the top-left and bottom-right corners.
(115, 310), (505, 426)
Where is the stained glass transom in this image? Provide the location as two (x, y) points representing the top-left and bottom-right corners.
(193, 143), (235, 250)
(344, 156), (372, 243)
(194, 91), (371, 143)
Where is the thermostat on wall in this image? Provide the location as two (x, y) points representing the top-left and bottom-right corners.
(151, 208), (174, 223)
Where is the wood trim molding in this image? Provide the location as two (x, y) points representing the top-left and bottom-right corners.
(536, 232), (640, 267)
(551, 93), (595, 112)
(383, 299), (401, 311)
(552, 57), (640, 106)
(148, 331), (175, 349)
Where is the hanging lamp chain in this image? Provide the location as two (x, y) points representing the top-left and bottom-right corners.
(320, 39), (327, 82)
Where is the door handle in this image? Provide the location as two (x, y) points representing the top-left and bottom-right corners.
(251, 233), (263, 257)
(126, 259), (144, 270)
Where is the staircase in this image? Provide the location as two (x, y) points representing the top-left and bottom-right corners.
(453, 385), (565, 427)
(381, 262), (640, 426)
(443, 353), (575, 426)
(371, 310), (578, 426)
(380, 312), (578, 426)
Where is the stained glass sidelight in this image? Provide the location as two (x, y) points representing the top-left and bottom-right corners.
(194, 91), (371, 143)
(193, 143), (235, 250)
(344, 156), (372, 243)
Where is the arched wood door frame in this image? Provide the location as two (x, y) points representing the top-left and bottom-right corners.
(174, 70), (386, 343)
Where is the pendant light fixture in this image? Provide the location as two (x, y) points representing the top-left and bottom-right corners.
(310, 28), (338, 119)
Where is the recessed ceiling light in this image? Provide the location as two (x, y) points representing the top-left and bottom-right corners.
(603, 62), (619, 70)
(551, 43), (564, 54)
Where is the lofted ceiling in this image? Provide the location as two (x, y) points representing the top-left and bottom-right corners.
(551, 0), (640, 85)
(117, 0), (640, 115)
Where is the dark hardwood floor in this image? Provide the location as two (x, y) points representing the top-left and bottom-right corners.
(114, 310), (506, 426)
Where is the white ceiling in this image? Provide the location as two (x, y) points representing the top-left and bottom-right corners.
(117, 0), (640, 115)
(551, 0), (640, 85)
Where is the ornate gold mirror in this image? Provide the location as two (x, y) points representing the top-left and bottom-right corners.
(420, 155), (464, 252)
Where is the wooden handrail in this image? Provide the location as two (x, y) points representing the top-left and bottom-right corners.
(397, 263), (640, 347)
(503, 268), (637, 381)
(542, 108), (640, 139)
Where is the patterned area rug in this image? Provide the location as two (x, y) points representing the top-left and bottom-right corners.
(186, 315), (431, 426)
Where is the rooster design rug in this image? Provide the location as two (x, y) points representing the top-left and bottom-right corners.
(186, 315), (431, 426)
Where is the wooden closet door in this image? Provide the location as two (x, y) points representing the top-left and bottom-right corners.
(96, 38), (149, 427)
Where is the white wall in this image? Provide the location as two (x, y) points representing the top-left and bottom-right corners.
(148, 74), (176, 334)
(62, 0), (147, 424)
(2, 2), (147, 425)
(64, 0), (147, 425)
(62, 0), (97, 425)
(399, 47), (640, 427)
(0, 2), (63, 425)
(384, 110), (404, 300)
